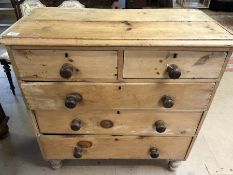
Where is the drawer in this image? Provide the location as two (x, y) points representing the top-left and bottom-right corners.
(36, 110), (202, 136)
(123, 51), (227, 79)
(21, 82), (214, 110)
(39, 135), (192, 160)
(11, 50), (117, 80)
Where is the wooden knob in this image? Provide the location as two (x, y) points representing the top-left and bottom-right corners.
(65, 93), (83, 109)
(60, 63), (74, 79)
(73, 146), (82, 158)
(150, 147), (159, 158)
(167, 64), (181, 79)
(161, 95), (174, 108)
(154, 120), (166, 133)
(71, 119), (81, 131)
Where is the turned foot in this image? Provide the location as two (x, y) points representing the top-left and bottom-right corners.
(168, 160), (181, 171)
(48, 160), (63, 170)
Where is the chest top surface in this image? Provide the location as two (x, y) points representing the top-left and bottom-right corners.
(1, 8), (233, 47)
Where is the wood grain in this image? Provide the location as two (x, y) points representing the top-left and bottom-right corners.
(10, 46), (232, 52)
(39, 135), (192, 160)
(21, 82), (215, 110)
(27, 8), (214, 22)
(1, 8), (233, 47)
(184, 49), (233, 159)
(12, 50), (117, 80)
(2, 21), (232, 40)
(1, 8), (232, 164)
(36, 110), (202, 136)
(2, 38), (233, 47)
(124, 51), (227, 79)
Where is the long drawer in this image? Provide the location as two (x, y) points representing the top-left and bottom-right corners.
(11, 50), (118, 80)
(39, 135), (192, 160)
(123, 51), (226, 79)
(36, 110), (202, 136)
(21, 82), (214, 110)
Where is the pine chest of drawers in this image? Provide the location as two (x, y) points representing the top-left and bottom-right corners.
(1, 8), (233, 170)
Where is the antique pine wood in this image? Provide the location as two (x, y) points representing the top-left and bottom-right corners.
(11, 50), (118, 80)
(124, 51), (227, 79)
(10, 50), (227, 80)
(36, 110), (203, 136)
(1, 8), (233, 170)
(21, 82), (214, 110)
(39, 135), (192, 160)
(1, 8), (233, 47)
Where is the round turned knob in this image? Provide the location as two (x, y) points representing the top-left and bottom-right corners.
(167, 64), (181, 79)
(60, 63), (74, 79)
(161, 95), (174, 108)
(73, 146), (82, 158)
(154, 120), (166, 133)
(71, 119), (81, 131)
(150, 147), (159, 158)
(65, 93), (83, 109)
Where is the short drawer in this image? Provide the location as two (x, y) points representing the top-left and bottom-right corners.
(39, 135), (192, 160)
(11, 50), (117, 80)
(36, 110), (202, 136)
(123, 51), (226, 79)
(21, 82), (214, 110)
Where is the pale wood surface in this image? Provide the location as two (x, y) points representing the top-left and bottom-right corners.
(117, 50), (124, 81)
(2, 38), (233, 47)
(26, 8), (215, 22)
(1, 8), (233, 47)
(10, 46), (232, 51)
(5, 46), (48, 159)
(1, 60), (233, 175)
(124, 51), (227, 79)
(3, 21), (231, 40)
(184, 50), (232, 159)
(0, 7), (232, 173)
(36, 110), (202, 136)
(39, 135), (192, 160)
(21, 82), (214, 110)
(12, 49), (227, 80)
(12, 50), (117, 80)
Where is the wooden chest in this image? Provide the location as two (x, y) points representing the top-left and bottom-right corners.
(1, 8), (233, 170)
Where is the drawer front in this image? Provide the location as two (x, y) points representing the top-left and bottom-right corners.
(123, 51), (226, 79)
(12, 50), (117, 80)
(36, 110), (202, 136)
(39, 135), (192, 160)
(21, 82), (214, 110)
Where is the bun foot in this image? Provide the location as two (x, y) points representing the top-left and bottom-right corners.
(168, 160), (181, 171)
(49, 160), (63, 170)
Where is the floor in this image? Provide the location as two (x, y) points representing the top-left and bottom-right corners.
(1, 9), (233, 175)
